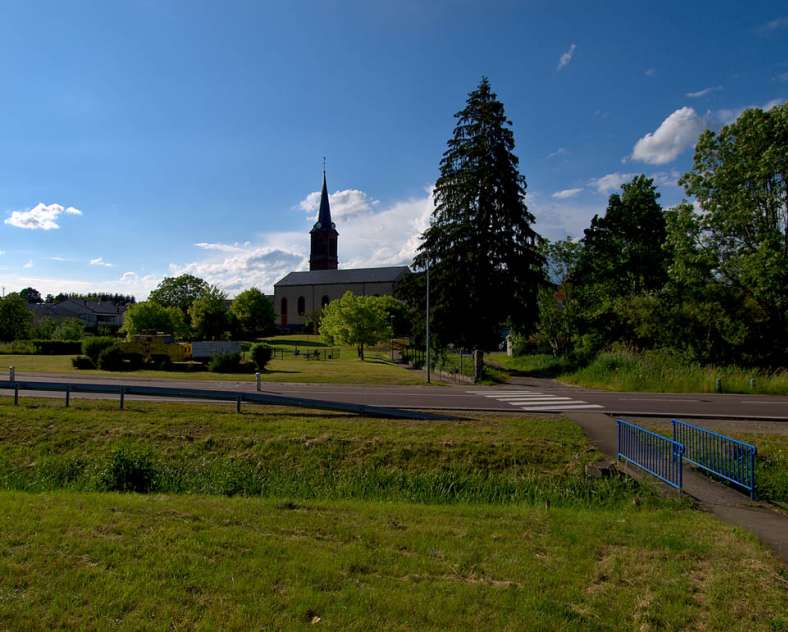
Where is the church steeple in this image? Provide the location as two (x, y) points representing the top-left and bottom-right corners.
(309, 162), (339, 271)
(316, 169), (333, 228)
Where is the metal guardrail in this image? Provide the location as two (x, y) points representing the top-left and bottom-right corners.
(617, 418), (684, 490)
(0, 379), (449, 421)
(672, 418), (756, 499)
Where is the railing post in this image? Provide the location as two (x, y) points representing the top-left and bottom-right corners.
(13, 385), (18, 406)
(236, 395), (242, 414)
(65, 385), (70, 408)
(9, 366), (15, 383)
(120, 385), (125, 410)
(255, 372), (261, 392)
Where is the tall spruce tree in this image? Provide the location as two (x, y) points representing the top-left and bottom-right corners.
(413, 78), (544, 352)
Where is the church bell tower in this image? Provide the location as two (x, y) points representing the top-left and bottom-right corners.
(309, 166), (338, 271)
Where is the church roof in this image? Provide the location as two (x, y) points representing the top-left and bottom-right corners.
(275, 266), (410, 287)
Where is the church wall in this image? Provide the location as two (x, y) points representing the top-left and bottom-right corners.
(274, 281), (397, 329)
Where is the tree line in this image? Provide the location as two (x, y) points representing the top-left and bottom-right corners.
(398, 79), (786, 370)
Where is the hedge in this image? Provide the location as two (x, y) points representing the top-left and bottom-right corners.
(0, 339), (82, 355)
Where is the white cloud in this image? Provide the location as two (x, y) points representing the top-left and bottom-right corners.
(758, 16), (788, 34)
(89, 257), (114, 268)
(23, 260), (33, 269)
(552, 188), (583, 199)
(529, 193), (598, 242)
(0, 250), (5, 256)
(299, 189), (377, 220)
(49, 256), (66, 262)
(4, 203), (82, 231)
(587, 170), (682, 196)
(194, 242), (249, 253)
(713, 98), (785, 126)
(686, 85), (722, 98)
(588, 172), (637, 194)
(170, 247), (306, 296)
(557, 43), (576, 71)
(644, 68), (656, 77)
(547, 147), (567, 159)
(630, 107), (704, 165)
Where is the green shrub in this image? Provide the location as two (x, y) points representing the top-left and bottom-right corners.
(97, 345), (127, 371)
(208, 352), (241, 373)
(82, 337), (116, 363)
(30, 339), (82, 355)
(149, 354), (171, 370)
(250, 343), (273, 370)
(99, 444), (158, 493)
(51, 319), (85, 341)
(71, 356), (96, 370)
(0, 340), (36, 354)
(125, 352), (145, 371)
(207, 353), (255, 373)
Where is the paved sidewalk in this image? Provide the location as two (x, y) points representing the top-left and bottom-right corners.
(568, 411), (788, 563)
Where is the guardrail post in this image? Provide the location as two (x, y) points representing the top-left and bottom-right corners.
(9, 366), (14, 382)
(13, 385), (18, 406)
(236, 395), (242, 414)
(120, 385), (125, 410)
(255, 372), (261, 392)
(714, 377), (722, 393)
(65, 385), (70, 408)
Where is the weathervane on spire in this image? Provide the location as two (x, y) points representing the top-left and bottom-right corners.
(322, 156), (326, 175)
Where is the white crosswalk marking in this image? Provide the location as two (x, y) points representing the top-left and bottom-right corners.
(467, 389), (603, 411)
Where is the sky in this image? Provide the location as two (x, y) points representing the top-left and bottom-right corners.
(0, 0), (785, 298)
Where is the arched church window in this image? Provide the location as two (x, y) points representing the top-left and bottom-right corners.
(281, 297), (288, 326)
(321, 295), (330, 308)
(297, 296), (305, 316)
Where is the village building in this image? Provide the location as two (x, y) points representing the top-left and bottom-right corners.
(29, 299), (127, 331)
(273, 170), (409, 329)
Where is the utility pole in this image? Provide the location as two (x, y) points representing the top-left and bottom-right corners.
(426, 260), (431, 384)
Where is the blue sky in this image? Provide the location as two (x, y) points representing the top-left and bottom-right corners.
(0, 1), (785, 297)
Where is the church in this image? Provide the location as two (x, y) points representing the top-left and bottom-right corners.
(273, 171), (410, 330)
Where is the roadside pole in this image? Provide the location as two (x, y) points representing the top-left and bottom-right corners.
(426, 261), (431, 384)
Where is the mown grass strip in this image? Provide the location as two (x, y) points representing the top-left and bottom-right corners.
(0, 491), (784, 631)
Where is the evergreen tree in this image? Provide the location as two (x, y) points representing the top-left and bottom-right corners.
(413, 78), (544, 351)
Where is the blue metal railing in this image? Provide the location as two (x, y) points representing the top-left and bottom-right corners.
(617, 419), (684, 490)
(672, 419), (756, 499)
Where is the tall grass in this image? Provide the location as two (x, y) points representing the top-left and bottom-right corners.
(490, 349), (788, 395)
(0, 443), (648, 508)
(564, 349), (788, 395)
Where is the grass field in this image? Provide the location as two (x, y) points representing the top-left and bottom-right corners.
(0, 398), (637, 505)
(0, 398), (784, 629)
(0, 491), (785, 631)
(0, 335), (425, 385)
(488, 350), (788, 395)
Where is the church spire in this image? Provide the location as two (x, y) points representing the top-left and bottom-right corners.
(317, 164), (333, 228)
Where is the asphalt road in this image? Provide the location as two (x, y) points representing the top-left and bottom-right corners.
(7, 371), (788, 420)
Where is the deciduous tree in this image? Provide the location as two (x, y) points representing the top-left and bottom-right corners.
(0, 294), (33, 341)
(148, 275), (209, 320)
(320, 291), (391, 361)
(230, 288), (275, 338)
(189, 286), (229, 340)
